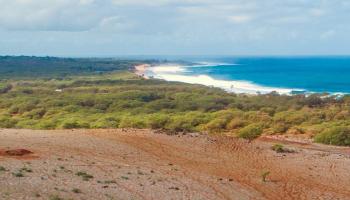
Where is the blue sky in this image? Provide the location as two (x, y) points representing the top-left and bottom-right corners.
(0, 0), (349, 56)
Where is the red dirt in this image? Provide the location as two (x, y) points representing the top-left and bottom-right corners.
(0, 129), (349, 200)
(0, 149), (33, 156)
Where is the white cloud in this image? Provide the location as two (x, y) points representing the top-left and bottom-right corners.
(97, 16), (133, 32)
(228, 15), (253, 24)
(309, 8), (326, 17)
(79, 0), (95, 5)
(0, 0), (105, 31)
(0, 0), (350, 55)
(111, 0), (170, 6)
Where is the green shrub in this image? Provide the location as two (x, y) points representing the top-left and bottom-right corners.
(271, 123), (290, 134)
(273, 111), (308, 126)
(15, 119), (38, 129)
(36, 120), (58, 129)
(61, 120), (90, 129)
(72, 188), (82, 193)
(205, 118), (228, 133)
(271, 143), (295, 153)
(226, 118), (246, 129)
(237, 123), (263, 140)
(0, 117), (18, 128)
(16, 100), (38, 114)
(261, 171), (270, 182)
(146, 114), (169, 129)
(260, 107), (275, 116)
(49, 195), (63, 200)
(166, 112), (210, 132)
(166, 117), (193, 132)
(76, 171), (94, 181)
(119, 117), (146, 129)
(91, 117), (119, 128)
(314, 126), (350, 146)
(24, 108), (46, 119)
(0, 84), (12, 94)
(8, 106), (19, 114)
(271, 144), (285, 153)
(0, 166), (7, 172)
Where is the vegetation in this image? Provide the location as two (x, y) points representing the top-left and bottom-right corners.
(261, 171), (271, 182)
(237, 123), (263, 140)
(49, 195), (64, 200)
(271, 144), (295, 153)
(72, 188), (82, 194)
(0, 56), (154, 79)
(1, 56), (350, 146)
(0, 166), (7, 172)
(12, 171), (24, 177)
(20, 167), (33, 173)
(76, 171), (94, 181)
(314, 126), (350, 146)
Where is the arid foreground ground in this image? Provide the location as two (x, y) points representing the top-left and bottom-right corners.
(0, 129), (350, 200)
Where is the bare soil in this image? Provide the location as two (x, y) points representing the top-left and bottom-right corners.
(0, 129), (349, 200)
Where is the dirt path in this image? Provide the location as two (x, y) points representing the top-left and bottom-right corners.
(0, 129), (349, 200)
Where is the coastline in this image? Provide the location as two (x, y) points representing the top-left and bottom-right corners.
(134, 64), (151, 79)
(137, 63), (299, 95)
(134, 63), (347, 97)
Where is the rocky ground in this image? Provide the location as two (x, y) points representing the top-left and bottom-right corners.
(0, 129), (350, 200)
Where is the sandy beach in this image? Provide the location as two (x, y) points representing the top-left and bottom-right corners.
(134, 64), (151, 79)
(142, 64), (298, 95)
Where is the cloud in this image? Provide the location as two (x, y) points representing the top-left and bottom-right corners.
(97, 16), (133, 32)
(228, 15), (253, 24)
(309, 8), (326, 17)
(0, 0), (106, 31)
(0, 0), (350, 55)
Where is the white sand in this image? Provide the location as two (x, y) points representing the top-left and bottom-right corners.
(147, 65), (301, 95)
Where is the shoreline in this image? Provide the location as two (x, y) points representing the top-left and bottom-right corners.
(135, 63), (300, 95)
(134, 64), (151, 79)
(134, 63), (347, 97)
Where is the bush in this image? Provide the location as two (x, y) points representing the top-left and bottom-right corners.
(91, 117), (119, 128)
(261, 171), (270, 182)
(146, 114), (169, 129)
(119, 117), (146, 129)
(237, 123), (263, 140)
(61, 120), (90, 129)
(226, 118), (246, 130)
(166, 112), (210, 132)
(24, 108), (46, 119)
(271, 144), (284, 153)
(0, 84), (12, 94)
(314, 126), (350, 146)
(0, 117), (18, 128)
(260, 107), (275, 116)
(271, 144), (295, 153)
(271, 123), (290, 134)
(286, 127), (304, 135)
(16, 100), (38, 113)
(205, 118), (228, 133)
(273, 111), (308, 126)
(36, 120), (57, 129)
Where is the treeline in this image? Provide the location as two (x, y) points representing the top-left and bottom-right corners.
(0, 56), (160, 79)
(0, 69), (350, 146)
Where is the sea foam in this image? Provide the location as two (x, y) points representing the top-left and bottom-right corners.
(148, 65), (300, 95)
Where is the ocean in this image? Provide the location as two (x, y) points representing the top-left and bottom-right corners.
(146, 56), (350, 95)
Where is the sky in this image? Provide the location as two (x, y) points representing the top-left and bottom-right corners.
(0, 0), (350, 57)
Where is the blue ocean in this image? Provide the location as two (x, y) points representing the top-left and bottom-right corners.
(147, 57), (350, 95)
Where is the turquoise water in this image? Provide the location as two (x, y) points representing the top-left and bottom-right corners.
(176, 57), (350, 94)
